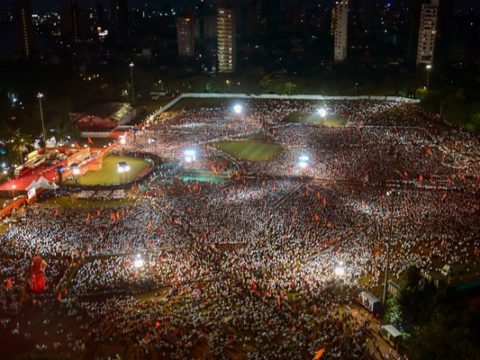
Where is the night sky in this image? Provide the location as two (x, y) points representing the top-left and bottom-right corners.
(1, 0), (479, 12)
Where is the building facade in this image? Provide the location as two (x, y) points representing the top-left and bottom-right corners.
(14, 0), (34, 58)
(217, 7), (236, 73)
(416, 0), (439, 66)
(176, 16), (195, 57)
(332, 1), (349, 62)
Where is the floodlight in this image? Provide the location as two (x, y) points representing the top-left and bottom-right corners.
(334, 263), (346, 277)
(317, 108), (327, 118)
(133, 254), (144, 268)
(184, 149), (197, 163)
(233, 104), (243, 115)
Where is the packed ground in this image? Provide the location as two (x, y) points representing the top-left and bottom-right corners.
(1, 98), (479, 359)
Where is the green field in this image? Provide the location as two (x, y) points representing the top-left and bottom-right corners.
(69, 155), (151, 186)
(41, 197), (135, 208)
(284, 111), (348, 127)
(214, 140), (282, 161)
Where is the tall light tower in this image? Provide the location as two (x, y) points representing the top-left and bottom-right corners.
(426, 64), (432, 90)
(37, 92), (47, 145)
(129, 62), (135, 103)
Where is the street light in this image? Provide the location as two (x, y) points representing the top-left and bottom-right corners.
(129, 62), (135, 103)
(37, 92), (47, 145)
(426, 64), (432, 90)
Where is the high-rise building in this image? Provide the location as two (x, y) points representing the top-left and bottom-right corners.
(111, 0), (129, 34)
(217, 7), (236, 73)
(416, 0), (438, 65)
(332, 1), (349, 62)
(14, 0), (33, 58)
(407, 0), (427, 66)
(61, 0), (89, 42)
(176, 16), (195, 57)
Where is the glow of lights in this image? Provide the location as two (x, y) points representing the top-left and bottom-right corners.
(119, 135), (127, 145)
(117, 162), (130, 174)
(71, 164), (80, 176)
(37, 92), (44, 99)
(317, 107), (327, 118)
(184, 149), (197, 163)
(129, 62), (135, 68)
(147, 138), (155, 144)
(426, 64), (432, 70)
(233, 104), (243, 115)
(133, 254), (144, 268)
(298, 154), (310, 169)
(334, 262), (346, 277)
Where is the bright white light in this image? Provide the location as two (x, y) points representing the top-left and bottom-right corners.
(133, 254), (144, 268)
(119, 136), (126, 145)
(117, 162), (130, 173)
(426, 64), (432, 70)
(334, 263), (346, 277)
(298, 154), (310, 169)
(147, 138), (155, 144)
(72, 167), (80, 176)
(37, 92), (44, 99)
(184, 149), (197, 163)
(317, 108), (327, 118)
(233, 104), (243, 115)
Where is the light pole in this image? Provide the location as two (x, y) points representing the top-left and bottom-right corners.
(37, 93), (47, 145)
(233, 104), (245, 132)
(129, 62), (135, 103)
(425, 64), (432, 90)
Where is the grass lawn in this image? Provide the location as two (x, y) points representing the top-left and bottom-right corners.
(284, 111), (348, 127)
(68, 155), (151, 186)
(41, 197), (135, 208)
(214, 140), (282, 161)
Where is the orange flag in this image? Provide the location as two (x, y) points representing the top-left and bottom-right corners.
(88, 137), (94, 145)
(313, 349), (325, 360)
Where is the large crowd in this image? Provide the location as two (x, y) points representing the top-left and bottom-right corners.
(0, 98), (479, 359)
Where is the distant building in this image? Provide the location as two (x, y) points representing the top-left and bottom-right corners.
(14, 0), (34, 58)
(217, 7), (236, 73)
(332, 1), (349, 62)
(406, 0), (427, 66)
(111, 0), (129, 34)
(416, 0), (439, 66)
(176, 16), (195, 57)
(61, 0), (89, 42)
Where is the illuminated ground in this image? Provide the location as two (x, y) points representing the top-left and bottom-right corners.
(284, 111), (348, 126)
(214, 140), (282, 161)
(67, 155), (151, 186)
(41, 197), (135, 208)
